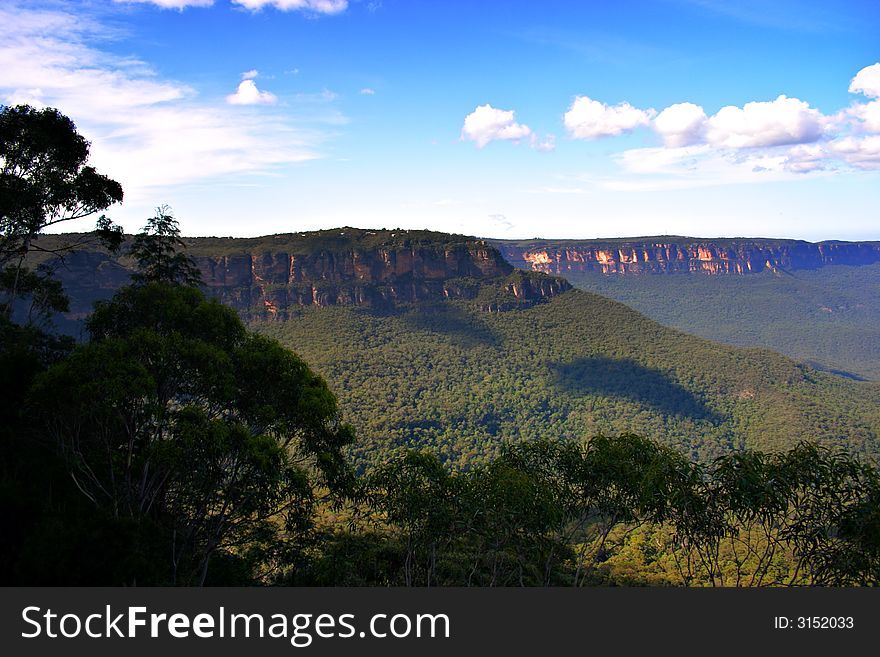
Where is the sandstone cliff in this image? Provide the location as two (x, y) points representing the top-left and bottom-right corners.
(493, 238), (880, 275)
(39, 228), (571, 321)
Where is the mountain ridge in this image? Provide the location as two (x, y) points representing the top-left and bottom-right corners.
(23, 228), (880, 464)
(492, 236), (880, 275)
(30, 228), (572, 321)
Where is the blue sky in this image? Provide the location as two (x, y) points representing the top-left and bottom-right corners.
(2, 0), (879, 240)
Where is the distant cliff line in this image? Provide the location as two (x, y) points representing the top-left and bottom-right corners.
(492, 237), (880, 275)
(31, 228), (571, 321)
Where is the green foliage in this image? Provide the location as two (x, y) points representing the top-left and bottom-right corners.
(28, 281), (354, 584)
(562, 265), (880, 381)
(359, 448), (573, 586)
(129, 205), (203, 287)
(1, 104), (123, 315)
(180, 226), (481, 258)
(1, 263), (69, 326)
(257, 291), (880, 469)
(5, 103), (877, 588)
(315, 435), (880, 587)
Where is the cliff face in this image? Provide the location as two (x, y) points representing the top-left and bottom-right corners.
(194, 240), (565, 318)
(494, 239), (880, 275)
(44, 229), (570, 321)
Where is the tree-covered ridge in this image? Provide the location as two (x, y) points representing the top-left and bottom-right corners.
(494, 235), (880, 251)
(559, 265), (880, 381)
(4, 104), (880, 587)
(257, 289), (880, 469)
(181, 227), (487, 257)
(26, 228), (572, 323)
(28, 227), (487, 257)
(21, 228), (880, 468)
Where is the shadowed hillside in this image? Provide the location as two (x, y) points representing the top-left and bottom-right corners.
(25, 230), (880, 469)
(495, 237), (880, 381)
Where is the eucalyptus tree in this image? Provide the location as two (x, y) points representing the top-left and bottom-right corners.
(1, 104), (123, 317)
(29, 217), (355, 584)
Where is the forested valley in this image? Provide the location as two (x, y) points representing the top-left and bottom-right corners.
(3, 104), (880, 587)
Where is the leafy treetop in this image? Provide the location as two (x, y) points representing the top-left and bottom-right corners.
(0, 104), (124, 265)
(129, 205), (203, 287)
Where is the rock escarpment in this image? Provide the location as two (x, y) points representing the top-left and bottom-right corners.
(189, 229), (570, 318)
(493, 238), (880, 275)
(42, 228), (571, 321)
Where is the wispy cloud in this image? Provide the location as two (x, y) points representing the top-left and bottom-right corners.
(114, 0), (214, 9)
(510, 25), (681, 68)
(0, 3), (329, 206)
(672, 0), (850, 33)
(231, 0), (348, 14)
(488, 213), (515, 231)
(599, 145), (807, 191)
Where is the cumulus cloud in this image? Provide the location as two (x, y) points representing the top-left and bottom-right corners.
(654, 102), (707, 147)
(461, 104), (532, 148)
(849, 63), (880, 99)
(783, 144), (829, 173)
(226, 79), (277, 105)
(848, 100), (880, 133)
(705, 95), (827, 148)
(0, 4), (324, 209)
(231, 0), (348, 13)
(359, 87), (375, 95)
(563, 96), (655, 139)
(830, 136), (880, 170)
(241, 69), (259, 80)
(548, 65), (880, 185)
(845, 64), (880, 134)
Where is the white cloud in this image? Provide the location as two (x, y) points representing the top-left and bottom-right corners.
(461, 104), (532, 148)
(618, 144), (713, 176)
(526, 186), (587, 195)
(226, 79), (277, 105)
(231, 0), (348, 13)
(849, 63), (880, 99)
(359, 87), (375, 95)
(113, 0), (215, 8)
(842, 64), (880, 135)
(0, 4), (324, 210)
(294, 88), (339, 103)
(545, 64), (878, 185)
(563, 96), (655, 139)
(847, 99), (880, 133)
(783, 144), (829, 173)
(830, 136), (880, 170)
(489, 213), (515, 231)
(705, 95), (826, 148)
(654, 102), (707, 147)
(530, 134), (557, 152)
(604, 144), (802, 191)
(241, 69), (259, 80)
